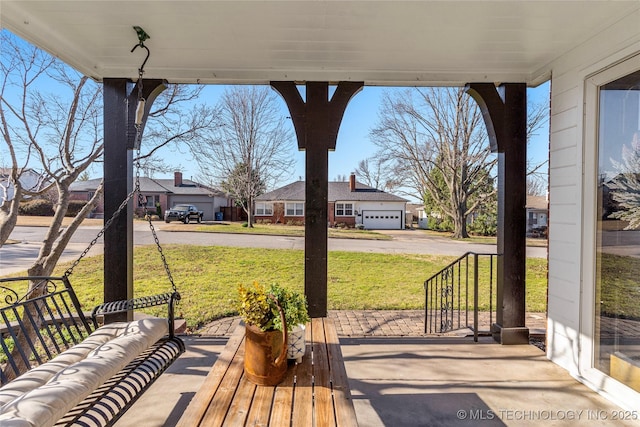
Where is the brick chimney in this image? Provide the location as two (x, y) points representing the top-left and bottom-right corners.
(349, 173), (356, 192)
(174, 171), (183, 187)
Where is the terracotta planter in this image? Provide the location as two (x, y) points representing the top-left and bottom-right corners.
(244, 324), (288, 386)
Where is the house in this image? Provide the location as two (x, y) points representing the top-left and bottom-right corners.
(526, 195), (548, 236)
(255, 174), (408, 229)
(6, 1), (640, 410)
(70, 172), (230, 221)
(0, 168), (47, 204)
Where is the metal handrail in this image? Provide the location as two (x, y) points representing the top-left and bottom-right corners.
(424, 252), (500, 341)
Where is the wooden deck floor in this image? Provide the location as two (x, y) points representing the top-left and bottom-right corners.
(177, 317), (358, 426)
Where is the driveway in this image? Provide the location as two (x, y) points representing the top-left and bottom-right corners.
(1, 224), (547, 276)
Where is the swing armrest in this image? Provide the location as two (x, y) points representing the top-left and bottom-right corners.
(91, 292), (181, 338)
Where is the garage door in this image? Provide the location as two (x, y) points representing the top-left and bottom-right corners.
(362, 210), (402, 230)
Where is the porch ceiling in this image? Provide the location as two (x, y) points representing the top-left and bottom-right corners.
(1, 1), (638, 86)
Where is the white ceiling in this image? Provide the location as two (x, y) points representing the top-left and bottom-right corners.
(2, 1), (638, 86)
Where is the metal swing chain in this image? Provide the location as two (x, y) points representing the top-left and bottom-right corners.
(66, 58), (177, 294)
(133, 69), (178, 295)
(135, 152), (178, 295)
(64, 187), (138, 278)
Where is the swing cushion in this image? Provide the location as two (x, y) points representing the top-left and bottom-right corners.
(0, 318), (168, 427)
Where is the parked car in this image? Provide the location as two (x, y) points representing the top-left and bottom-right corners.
(164, 204), (203, 224)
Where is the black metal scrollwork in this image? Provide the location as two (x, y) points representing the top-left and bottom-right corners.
(0, 278), (59, 308)
(92, 292), (178, 317)
(0, 285), (19, 307)
(440, 285), (453, 332)
(21, 279), (57, 302)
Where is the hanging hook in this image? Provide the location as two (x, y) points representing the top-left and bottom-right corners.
(130, 26), (151, 76)
(130, 26), (150, 147)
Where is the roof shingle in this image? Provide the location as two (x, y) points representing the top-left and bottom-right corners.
(256, 181), (407, 202)
(70, 177), (225, 197)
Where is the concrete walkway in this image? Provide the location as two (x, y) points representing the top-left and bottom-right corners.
(116, 311), (639, 427)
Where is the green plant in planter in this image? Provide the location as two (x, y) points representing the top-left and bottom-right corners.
(236, 282), (310, 332)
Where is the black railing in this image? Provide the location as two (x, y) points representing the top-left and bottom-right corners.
(0, 276), (94, 384)
(424, 252), (500, 341)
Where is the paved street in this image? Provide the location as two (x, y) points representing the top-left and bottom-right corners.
(1, 223), (547, 275)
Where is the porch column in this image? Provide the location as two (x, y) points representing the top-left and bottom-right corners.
(103, 78), (165, 322)
(465, 83), (529, 344)
(271, 81), (363, 317)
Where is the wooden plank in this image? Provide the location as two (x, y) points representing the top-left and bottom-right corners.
(199, 332), (247, 426)
(324, 318), (359, 427)
(222, 372), (256, 427)
(312, 318), (337, 427)
(245, 382), (275, 427)
(176, 326), (245, 427)
(291, 323), (313, 426)
(179, 318), (358, 427)
(268, 362), (296, 426)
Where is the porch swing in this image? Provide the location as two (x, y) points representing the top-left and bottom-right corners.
(0, 27), (186, 427)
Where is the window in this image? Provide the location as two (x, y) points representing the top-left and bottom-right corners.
(255, 202), (273, 215)
(594, 66), (640, 389)
(336, 203), (354, 216)
(286, 202), (304, 216)
(138, 194), (157, 208)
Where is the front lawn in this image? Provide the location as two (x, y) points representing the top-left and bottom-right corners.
(32, 246), (548, 331)
(162, 221), (392, 240)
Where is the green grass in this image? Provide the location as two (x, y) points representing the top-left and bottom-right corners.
(423, 255), (548, 313)
(165, 222), (392, 240)
(418, 229), (548, 247)
(9, 246), (548, 331)
(598, 253), (640, 319)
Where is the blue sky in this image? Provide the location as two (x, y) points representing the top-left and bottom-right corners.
(3, 30), (550, 201)
(163, 82), (550, 191)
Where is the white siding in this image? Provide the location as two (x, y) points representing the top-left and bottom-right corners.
(356, 201), (405, 212)
(547, 6), (640, 408)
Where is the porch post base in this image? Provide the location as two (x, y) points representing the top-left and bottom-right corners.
(492, 323), (530, 345)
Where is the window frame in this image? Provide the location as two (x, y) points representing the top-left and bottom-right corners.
(138, 194), (157, 208)
(255, 202), (273, 216)
(286, 202), (304, 216)
(336, 202), (354, 216)
(580, 54), (640, 401)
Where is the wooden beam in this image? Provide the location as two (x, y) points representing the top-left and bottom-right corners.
(103, 78), (133, 323)
(103, 78), (165, 323)
(465, 83), (529, 344)
(271, 81), (363, 317)
(127, 79), (166, 149)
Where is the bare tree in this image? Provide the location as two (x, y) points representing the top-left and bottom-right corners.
(526, 97), (550, 197)
(0, 34), (56, 245)
(189, 86), (295, 227)
(354, 158), (404, 192)
(0, 32), (104, 270)
(1, 31), (220, 270)
(0, 39), (104, 375)
(607, 133), (640, 229)
(527, 97), (549, 171)
(0, 32), (222, 377)
(370, 86), (550, 238)
(371, 87), (496, 238)
(527, 176), (547, 196)
(136, 85), (218, 170)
